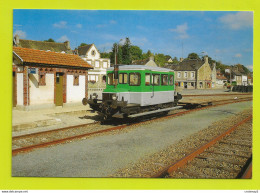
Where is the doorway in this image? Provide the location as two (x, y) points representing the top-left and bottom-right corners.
(55, 73), (63, 106)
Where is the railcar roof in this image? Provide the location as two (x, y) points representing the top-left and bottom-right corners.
(107, 65), (174, 72)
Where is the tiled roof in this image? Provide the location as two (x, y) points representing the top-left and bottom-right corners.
(16, 39), (72, 53)
(217, 75), (227, 80)
(168, 59), (204, 71)
(77, 44), (93, 56)
(13, 47), (93, 69)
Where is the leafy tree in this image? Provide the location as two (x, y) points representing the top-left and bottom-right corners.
(44, 38), (55, 42)
(142, 50), (152, 59)
(154, 53), (167, 67)
(122, 37), (132, 64)
(79, 43), (87, 47)
(100, 52), (112, 59)
(187, 53), (200, 60)
(130, 46), (143, 61)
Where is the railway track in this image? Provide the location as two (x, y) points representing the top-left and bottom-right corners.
(12, 96), (252, 156)
(152, 115), (252, 179)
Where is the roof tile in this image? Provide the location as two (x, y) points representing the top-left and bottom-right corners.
(13, 47), (93, 69)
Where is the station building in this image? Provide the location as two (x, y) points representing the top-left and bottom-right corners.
(12, 47), (93, 110)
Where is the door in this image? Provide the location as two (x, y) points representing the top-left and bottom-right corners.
(55, 73), (63, 106)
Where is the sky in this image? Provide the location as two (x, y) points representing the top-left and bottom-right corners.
(13, 10), (253, 70)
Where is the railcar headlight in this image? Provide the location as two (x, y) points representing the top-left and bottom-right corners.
(112, 94), (117, 100)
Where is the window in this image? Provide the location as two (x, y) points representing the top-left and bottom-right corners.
(178, 82), (181, 86)
(91, 50), (96, 56)
(184, 72), (187, 78)
(152, 74), (160, 86)
(161, 74), (168, 85)
(119, 73), (128, 84)
(145, 73), (151, 86)
(74, 75), (79, 86)
(191, 82), (194, 87)
(39, 73), (46, 86)
(95, 61), (100, 68)
(129, 73), (141, 86)
(191, 72), (195, 78)
(103, 61), (108, 68)
(108, 73), (114, 85)
(169, 75), (174, 85)
(177, 72), (181, 78)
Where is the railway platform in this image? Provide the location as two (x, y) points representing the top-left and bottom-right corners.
(12, 104), (97, 136)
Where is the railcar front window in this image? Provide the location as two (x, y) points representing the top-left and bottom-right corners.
(119, 73), (128, 84)
(161, 74), (168, 85)
(129, 73), (141, 86)
(169, 75), (174, 85)
(145, 73), (151, 86)
(108, 73), (115, 85)
(153, 74), (160, 86)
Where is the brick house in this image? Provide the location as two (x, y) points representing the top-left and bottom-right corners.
(13, 47), (93, 110)
(168, 56), (212, 89)
(76, 44), (110, 98)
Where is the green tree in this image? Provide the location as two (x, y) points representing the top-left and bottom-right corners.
(142, 50), (152, 59)
(100, 52), (112, 59)
(187, 53), (200, 60)
(122, 37), (131, 64)
(79, 43), (87, 47)
(154, 53), (167, 67)
(44, 38), (55, 42)
(130, 45), (143, 61)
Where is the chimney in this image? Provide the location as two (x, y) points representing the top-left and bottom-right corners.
(204, 56), (208, 63)
(180, 57), (184, 62)
(149, 56), (154, 61)
(64, 41), (70, 50)
(14, 34), (19, 45)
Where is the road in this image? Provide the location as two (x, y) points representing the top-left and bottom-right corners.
(12, 101), (252, 177)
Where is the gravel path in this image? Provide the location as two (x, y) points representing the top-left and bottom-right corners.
(12, 101), (252, 177)
(111, 108), (252, 178)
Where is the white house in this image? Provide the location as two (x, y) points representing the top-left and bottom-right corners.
(77, 44), (110, 98)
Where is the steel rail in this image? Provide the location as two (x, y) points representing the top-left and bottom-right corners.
(152, 115), (252, 178)
(182, 93), (252, 97)
(12, 97), (252, 156)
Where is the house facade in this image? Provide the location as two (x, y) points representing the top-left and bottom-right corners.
(77, 44), (110, 98)
(13, 47), (93, 110)
(169, 57), (212, 89)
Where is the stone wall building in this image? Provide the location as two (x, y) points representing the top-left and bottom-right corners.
(168, 56), (213, 89)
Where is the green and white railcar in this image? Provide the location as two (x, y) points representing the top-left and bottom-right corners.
(83, 65), (182, 120)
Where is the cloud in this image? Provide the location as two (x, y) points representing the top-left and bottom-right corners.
(76, 24), (82, 28)
(14, 30), (26, 38)
(169, 23), (189, 39)
(131, 37), (148, 46)
(246, 65), (253, 71)
(101, 34), (122, 41)
(57, 35), (69, 42)
(235, 53), (242, 58)
(53, 21), (67, 28)
(219, 12), (253, 30)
